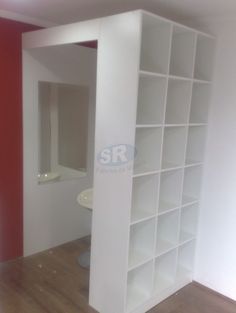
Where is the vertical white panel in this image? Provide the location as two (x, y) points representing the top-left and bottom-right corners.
(89, 12), (141, 313)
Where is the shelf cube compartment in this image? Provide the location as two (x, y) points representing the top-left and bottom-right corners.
(177, 241), (196, 282)
(170, 26), (196, 78)
(137, 74), (167, 125)
(134, 127), (162, 175)
(190, 82), (211, 124)
(126, 261), (153, 312)
(154, 248), (177, 294)
(129, 218), (156, 269)
(179, 203), (199, 244)
(156, 209), (180, 256)
(158, 169), (184, 213)
(165, 79), (192, 124)
(186, 126), (206, 165)
(162, 126), (188, 169)
(131, 174), (160, 223)
(182, 165), (202, 205)
(140, 13), (172, 74)
(194, 35), (215, 81)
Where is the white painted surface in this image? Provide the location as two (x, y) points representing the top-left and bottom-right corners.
(23, 44), (97, 256)
(183, 17), (236, 301)
(89, 11), (141, 313)
(23, 18), (101, 49)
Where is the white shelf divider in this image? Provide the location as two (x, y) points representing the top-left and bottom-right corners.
(156, 209), (180, 256)
(165, 79), (192, 124)
(162, 126), (188, 169)
(140, 13), (172, 74)
(134, 127), (163, 175)
(158, 169), (184, 213)
(186, 126), (207, 165)
(154, 248), (178, 294)
(179, 203), (199, 244)
(129, 218), (156, 269)
(170, 26), (196, 78)
(131, 174), (160, 224)
(137, 75), (167, 125)
(190, 82), (211, 124)
(182, 165), (203, 205)
(126, 261), (154, 312)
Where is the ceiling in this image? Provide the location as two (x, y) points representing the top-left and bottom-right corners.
(1, 0), (236, 25)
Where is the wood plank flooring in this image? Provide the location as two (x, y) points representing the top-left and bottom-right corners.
(0, 237), (235, 313)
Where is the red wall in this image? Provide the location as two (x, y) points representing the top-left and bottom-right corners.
(0, 18), (40, 262)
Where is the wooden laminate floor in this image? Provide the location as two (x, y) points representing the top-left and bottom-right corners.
(0, 237), (235, 313)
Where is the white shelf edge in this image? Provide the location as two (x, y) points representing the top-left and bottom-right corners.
(155, 239), (196, 260)
(185, 162), (204, 168)
(164, 124), (188, 127)
(161, 164), (185, 172)
(181, 200), (199, 208)
(139, 70), (167, 79)
(188, 123), (207, 127)
(136, 124), (162, 128)
(132, 162), (204, 178)
(128, 256), (154, 272)
(156, 244), (178, 258)
(130, 214), (156, 226)
(193, 78), (212, 84)
(139, 69), (212, 84)
(136, 124), (208, 128)
(179, 237), (196, 247)
(158, 205), (181, 216)
(169, 74), (192, 82)
(133, 170), (160, 178)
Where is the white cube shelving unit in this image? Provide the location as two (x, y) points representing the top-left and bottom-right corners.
(23, 9), (214, 313)
(123, 11), (213, 313)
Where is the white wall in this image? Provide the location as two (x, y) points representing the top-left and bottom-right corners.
(182, 17), (236, 300)
(23, 44), (97, 256)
